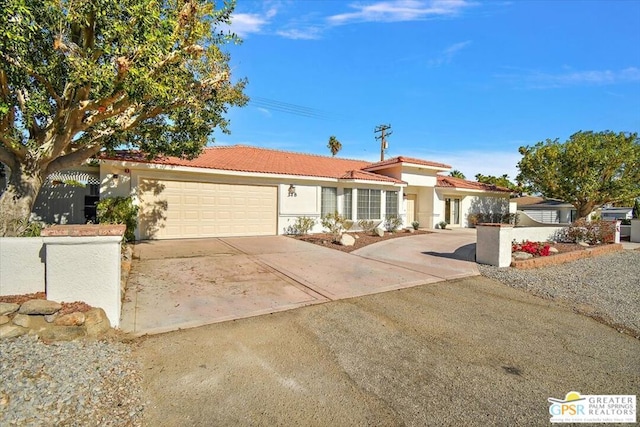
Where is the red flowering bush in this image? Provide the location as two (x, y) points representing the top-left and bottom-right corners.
(512, 240), (551, 257)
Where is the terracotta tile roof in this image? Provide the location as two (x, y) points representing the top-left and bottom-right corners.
(436, 176), (512, 193)
(339, 169), (407, 183)
(364, 156), (451, 171)
(102, 145), (403, 183)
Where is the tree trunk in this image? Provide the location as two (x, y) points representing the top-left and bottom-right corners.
(576, 202), (596, 220)
(0, 164), (44, 236)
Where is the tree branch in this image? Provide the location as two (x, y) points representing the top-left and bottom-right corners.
(45, 143), (103, 174)
(1, 53), (63, 107)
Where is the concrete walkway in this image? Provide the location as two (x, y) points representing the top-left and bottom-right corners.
(120, 230), (478, 335)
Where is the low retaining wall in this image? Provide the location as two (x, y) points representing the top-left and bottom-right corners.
(0, 225), (125, 328)
(477, 222), (621, 268)
(511, 244), (623, 269)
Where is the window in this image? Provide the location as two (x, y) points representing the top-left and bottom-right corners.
(321, 187), (337, 217)
(357, 189), (381, 219)
(385, 191), (399, 217)
(89, 184), (100, 196)
(343, 188), (352, 219)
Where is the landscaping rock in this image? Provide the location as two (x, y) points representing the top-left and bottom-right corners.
(375, 228), (384, 237)
(38, 325), (86, 341)
(512, 251), (534, 261)
(578, 241), (590, 247)
(12, 314), (32, 328)
(339, 234), (356, 247)
(84, 308), (111, 337)
(18, 299), (62, 315)
(549, 247), (559, 254)
(0, 303), (19, 316)
(0, 315), (9, 325)
(0, 324), (28, 339)
(54, 312), (86, 327)
(44, 313), (57, 323)
(405, 228), (415, 233)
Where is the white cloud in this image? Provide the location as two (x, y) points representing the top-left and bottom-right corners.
(498, 67), (640, 89)
(328, 0), (475, 25)
(228, 7), (278, 37)
(256, 107), (272, 117)
(428, 40), (471, 67)
(276, 27), (323, 40)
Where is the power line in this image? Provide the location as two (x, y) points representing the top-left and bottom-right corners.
(248, 96), (340, 120)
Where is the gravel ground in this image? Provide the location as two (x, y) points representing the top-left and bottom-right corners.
(479, 250), (640, 338)
(0, 335), (144, 426)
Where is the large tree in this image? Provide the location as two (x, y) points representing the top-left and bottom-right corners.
(517, 130), (640, 218)
(0, 0), (247, 235)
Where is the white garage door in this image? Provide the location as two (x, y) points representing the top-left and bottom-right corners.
(138, 179), (277, 239)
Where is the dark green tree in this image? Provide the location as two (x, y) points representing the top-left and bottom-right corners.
(0, 0), (247, 235)
(517, 131), (640, 218)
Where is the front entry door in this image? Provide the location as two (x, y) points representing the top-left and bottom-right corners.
(406, 195), (416, 225)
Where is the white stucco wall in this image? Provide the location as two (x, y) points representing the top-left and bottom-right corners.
(0, 235), (123, 328)
(511, 226), (567, 243)
(45, 236), (122, 328)
(0, 237), (46, 295)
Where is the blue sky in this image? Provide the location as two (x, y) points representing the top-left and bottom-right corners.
(216, 0), (640, 181)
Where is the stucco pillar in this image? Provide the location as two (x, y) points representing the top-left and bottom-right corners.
(476, 224), (513, 267)
(42, 225), (125, 328)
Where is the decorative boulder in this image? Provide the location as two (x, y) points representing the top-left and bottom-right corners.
(375, 228), (384, 237)
(18, 299), (62, 315)
(54, 312), (86, 327)
(84, 308), (111, 337)
(339, 234), (356, 247)
(512, 251), (534, 261)
(0, 303), (20, 316)
(549, 247), (559, 254)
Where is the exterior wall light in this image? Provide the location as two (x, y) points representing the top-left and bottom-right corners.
(288, 184), (297, 197)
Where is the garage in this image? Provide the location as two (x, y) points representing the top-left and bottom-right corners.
(138, 179), (277, 239)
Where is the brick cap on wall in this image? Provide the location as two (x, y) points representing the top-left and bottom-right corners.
(41, 224), (126, 237)
(476, 223), (514, 228)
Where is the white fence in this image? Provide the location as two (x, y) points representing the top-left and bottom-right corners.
(0, 226), (124, 327)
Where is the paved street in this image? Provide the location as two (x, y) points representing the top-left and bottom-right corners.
(134, 275), (639, 426)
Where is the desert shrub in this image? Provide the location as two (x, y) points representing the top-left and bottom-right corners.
(512, 240), (551, 256)
(411, 221), (419, 230)
(384, 215), (403, 232)
(287, 216), (316, 235)
(438, 221), (448, 229)
(357, 219), (376, 234)
(97, 196), (139, 242)
(468, 212), (518, 227)
(558, 219), (616, 244)
(620, 218), (631, 225)
(343, 220), (354, 231)
(321, 211), (347, 242)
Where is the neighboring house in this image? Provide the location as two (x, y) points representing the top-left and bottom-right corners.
(513, 196), (577, 224)
(600, 206), (633, 221)
(23, 145), (513, 239)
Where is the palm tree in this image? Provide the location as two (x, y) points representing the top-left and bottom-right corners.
(449, 169), (466, 179)
(327, 136), (342, 157)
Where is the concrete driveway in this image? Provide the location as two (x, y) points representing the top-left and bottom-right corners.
(120, 230), (478, 335)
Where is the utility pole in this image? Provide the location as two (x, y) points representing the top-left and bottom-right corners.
(374, 124), (392, 161)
